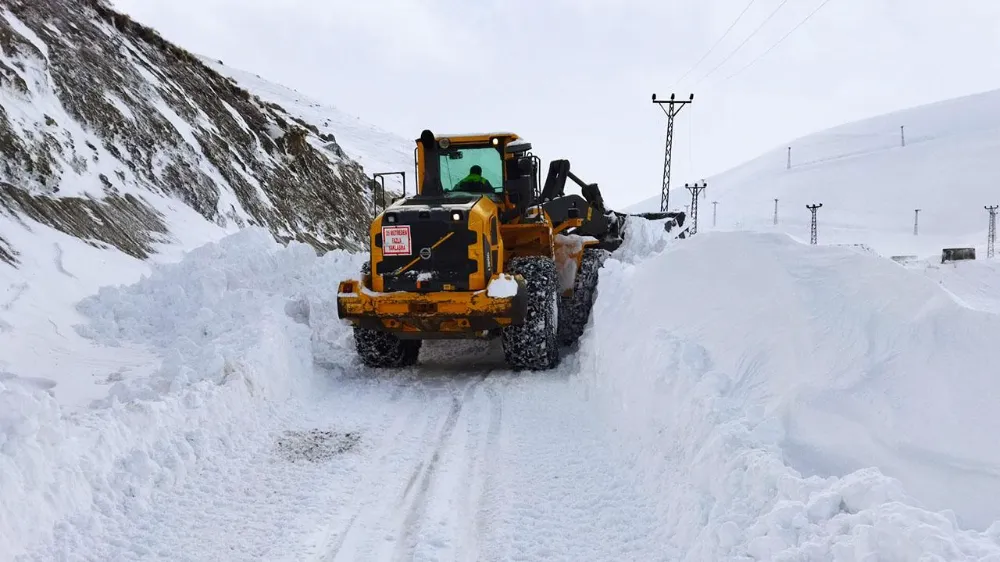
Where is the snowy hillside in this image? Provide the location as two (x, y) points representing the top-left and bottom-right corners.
(0, 0), (417, 405)
(0, 0), (381, 272)
(629, 88), (1000, 259)
(201, 57), (414, 198)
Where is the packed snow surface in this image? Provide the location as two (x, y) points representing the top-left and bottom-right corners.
(4, 222), (1000, 560)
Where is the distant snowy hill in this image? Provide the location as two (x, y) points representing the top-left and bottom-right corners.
(629, 89), (1000, 258)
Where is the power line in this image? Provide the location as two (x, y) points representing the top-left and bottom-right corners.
(651, 93), (695, 212)
(670, 0), (760, 88)
(721, 0), (836, 83)
(807, 203), (823, 245)
(691, 0), (791, 87)
(686, 181), (707, 235)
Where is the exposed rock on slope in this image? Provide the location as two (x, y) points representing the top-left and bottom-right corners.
(0, 0), (373, 266)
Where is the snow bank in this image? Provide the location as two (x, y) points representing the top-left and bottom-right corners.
(0, 228), (361, 556)
(579, 231), (1000, 559)
(0, 204), (233, 407)
(912, 257), (1000, 314)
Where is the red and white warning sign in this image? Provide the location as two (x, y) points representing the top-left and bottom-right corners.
(382, 225), (412, 256)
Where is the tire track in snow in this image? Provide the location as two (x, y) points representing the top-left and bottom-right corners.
(319, 379), (454, 562)
(468, 379), (505, 561)
(393, 375), (486, 562)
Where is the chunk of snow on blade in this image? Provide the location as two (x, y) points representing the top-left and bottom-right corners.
(487, 274), (519, 298)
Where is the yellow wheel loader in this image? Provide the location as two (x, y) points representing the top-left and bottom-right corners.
(337, 130), (684, 371)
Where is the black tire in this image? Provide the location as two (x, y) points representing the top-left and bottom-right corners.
(501, 256), (560, 371)
(353, 261), (421, 368)
(353, 327), (421, 368)
(557, 248), (609, 345)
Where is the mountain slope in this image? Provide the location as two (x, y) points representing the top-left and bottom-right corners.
(0, 0), (373, 268)
(0, 0), (412, 406)
(629, 88), (1000, 258)
(201, 57), (414, 199)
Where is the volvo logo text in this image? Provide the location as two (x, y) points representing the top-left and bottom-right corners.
(419, 247), (432, 260)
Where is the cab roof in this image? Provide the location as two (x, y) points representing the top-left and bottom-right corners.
(418, 132), (521, 142)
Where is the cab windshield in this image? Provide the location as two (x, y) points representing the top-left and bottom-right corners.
(439, 146), (503, 195)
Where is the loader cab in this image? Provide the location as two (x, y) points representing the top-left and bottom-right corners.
(414, 131), (538, 214)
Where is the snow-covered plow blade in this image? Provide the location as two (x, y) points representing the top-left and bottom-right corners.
(336, 277), (528, 339)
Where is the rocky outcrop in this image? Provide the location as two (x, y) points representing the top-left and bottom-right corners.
(0, 0), (374, 265)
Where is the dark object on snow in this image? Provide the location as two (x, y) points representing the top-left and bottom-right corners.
(941, 247), (976, 264)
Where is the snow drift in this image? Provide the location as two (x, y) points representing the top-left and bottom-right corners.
(0, 229), (361, 557)
(580, 230), (1000, 559)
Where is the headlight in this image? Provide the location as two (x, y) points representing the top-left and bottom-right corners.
(451, 211), (463, 221)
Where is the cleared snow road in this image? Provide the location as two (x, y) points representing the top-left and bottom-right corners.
(12, 227), (1000, 560)
(22, 340), (667, 562)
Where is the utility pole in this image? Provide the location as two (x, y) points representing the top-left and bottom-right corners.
(712, 201), (718, 227)
(787, 147), (792, 170)
(686, 180), (707, 235)
(988, 205), (998, 258)
(807, 203), (823, 245)
(652, 93), (694, 212)
(901, 125), (906, 147)
(913, 209), (920, 235)
(773, 198), (779, 225)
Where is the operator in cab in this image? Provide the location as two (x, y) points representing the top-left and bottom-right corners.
(454, 165), (495, 194)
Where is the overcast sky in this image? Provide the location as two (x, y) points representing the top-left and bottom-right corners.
(109, 0), (1000, 209)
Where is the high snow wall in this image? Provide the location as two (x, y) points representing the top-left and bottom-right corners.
(579, 228), (1000, 559)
